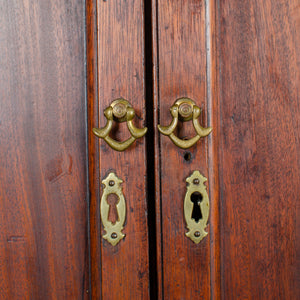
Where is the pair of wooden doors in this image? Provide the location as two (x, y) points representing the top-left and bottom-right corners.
(88, 0), (299, 299)
(0, 0), (298, 299)
(89, 0), (216, 298)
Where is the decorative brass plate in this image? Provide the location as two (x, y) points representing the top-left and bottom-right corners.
(184, 171), (209, 243)
(100, 172), (126, 246)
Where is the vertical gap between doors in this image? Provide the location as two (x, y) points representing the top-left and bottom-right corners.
(144, 0), (158, 298)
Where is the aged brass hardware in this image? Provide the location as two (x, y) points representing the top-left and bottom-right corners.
(93, 99), (147, 151)
(100, 172), (126, 246)
(184, 170), (209, 244)
(158, 98), (212, 149)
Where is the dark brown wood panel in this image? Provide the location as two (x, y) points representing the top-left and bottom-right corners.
(88, 0), (150, 298)
(153, 0), (213, 298)
(0, 1), (88, 299)
(218, 0), (300, 299)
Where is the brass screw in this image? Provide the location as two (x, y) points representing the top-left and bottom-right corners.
(179, 102), (193, 118)
(194, 231), (200, 237)
(193, 178), (200, 185)
(113, 103), (127, 119)
(109, 180), (115, 186)
(111, 232), (118, 239)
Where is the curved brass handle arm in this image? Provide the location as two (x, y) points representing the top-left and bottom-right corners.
(93, 99), (147, 151)
(192, 106), (212, 137)
(126, 107), (148, 138)
(127, 120), (148, 138)
(157, 106), (179, 135)
(92, 107), (113, 138)
(158, 98), (212, 149)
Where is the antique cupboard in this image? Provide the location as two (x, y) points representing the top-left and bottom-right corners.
(0, 0), (299, 299)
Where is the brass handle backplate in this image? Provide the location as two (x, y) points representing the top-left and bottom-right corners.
(93, 99), (147, 151)
(158, 98), (212, 149)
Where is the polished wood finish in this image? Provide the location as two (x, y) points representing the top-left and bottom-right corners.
(0, 1), (88, 299)
(153, 1), (213, 299)
(218, 0), (299, 299)
(88, 0), (150, 299)
(2, 0), (297, 298)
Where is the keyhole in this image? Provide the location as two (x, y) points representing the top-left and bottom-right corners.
(107, 194), (120, 225)
(191, 192), (203, 223)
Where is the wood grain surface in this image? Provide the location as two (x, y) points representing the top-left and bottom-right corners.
(218, 0), (300, 299)
(153, 0), (213, 299)
(0, 1), (88, 299)
(2, 0), (297, 299)
(87, 0), (101, 299)
(88, 0), (150, 299)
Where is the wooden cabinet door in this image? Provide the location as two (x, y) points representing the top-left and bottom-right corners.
(152, 0), (212, 298)
(87, 1), (151, 299)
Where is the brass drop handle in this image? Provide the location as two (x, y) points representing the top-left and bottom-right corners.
(158, 98), (212, 149)
(92, 99), (147, 151)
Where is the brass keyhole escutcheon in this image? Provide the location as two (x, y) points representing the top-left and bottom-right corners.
(158, 98), (212, 149)
(184, 171), (209, 244)
(100, 172), (126, 246)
